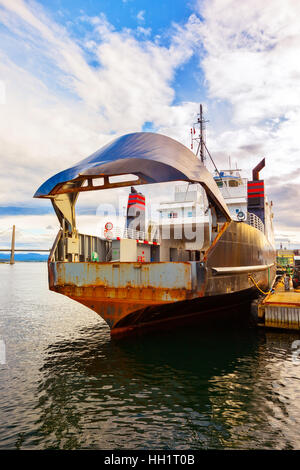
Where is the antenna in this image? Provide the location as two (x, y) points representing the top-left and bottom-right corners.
(190, 104), (209, 164)
(189, 104), (225, 187)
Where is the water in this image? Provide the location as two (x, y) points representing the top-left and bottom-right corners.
(1, 263), (300, 450)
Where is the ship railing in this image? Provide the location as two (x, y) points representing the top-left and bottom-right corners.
(50, 230), (110, 262)
(78, 233), (110, 262)
(49, 229), (62, 262)
(50, 225), (161, 263)
(246, 212), (264, 233)
(103, 226), (159, 243)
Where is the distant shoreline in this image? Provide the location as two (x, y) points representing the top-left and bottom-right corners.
(0, 260), (47, 263)
(0, 253), (48, 262)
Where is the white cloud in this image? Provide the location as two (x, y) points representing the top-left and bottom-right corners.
(197, 0), (300, 132)
(0, 79), (5, 104)
(0, 1), (202, 212)
(136, 10), (145, 22)
(0, 181), (178, 248)
(1, 0), (299, 248)
(196, 0), (300, 245)
(0, 214), (59, 249)
(137, 26), (151, 37)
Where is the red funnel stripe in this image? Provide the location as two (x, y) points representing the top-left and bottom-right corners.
(248, 181), (264, 185)
(248, 187), (265, 193)
(128, 198), (145, 205)
(127, 204), (145, 211)
(128, 194), (145, 201)
(248, 180), (264, 198)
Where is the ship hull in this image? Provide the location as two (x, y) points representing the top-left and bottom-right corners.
(98, 287), (258, 337)
(49, 220), (276, 336)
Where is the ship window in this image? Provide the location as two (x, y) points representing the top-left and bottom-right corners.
(187, 211), (193, 217)
(216, 181), (223, 188)
(229, 180), (238, 187)
(168, 212), (178, 218)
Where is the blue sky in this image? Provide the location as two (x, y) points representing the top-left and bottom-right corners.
(44, 0), (207, 107)
(0, 0), (300, 248)
(44, 0), (196, 37)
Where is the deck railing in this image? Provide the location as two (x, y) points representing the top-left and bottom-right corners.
(103, 226), (159, 242)
(49, 212), (265, 263)
(49, 229), (63, 262)
(49, 231), (110, 262)
(247, 212), (264, 233)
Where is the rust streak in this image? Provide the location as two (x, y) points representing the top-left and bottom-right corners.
(203, 221), (229, 262)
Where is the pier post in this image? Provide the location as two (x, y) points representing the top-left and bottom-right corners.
(10, 225), (15, 265)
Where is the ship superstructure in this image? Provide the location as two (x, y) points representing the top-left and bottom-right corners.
(213, 160), (274, 246)
(213, 169), (248, 221)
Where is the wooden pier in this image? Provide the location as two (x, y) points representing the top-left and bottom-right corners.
(258, 278), (300, 330)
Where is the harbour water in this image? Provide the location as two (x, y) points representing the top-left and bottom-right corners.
(0, 263), (300, 450)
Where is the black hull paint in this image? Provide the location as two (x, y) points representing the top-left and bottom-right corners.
(112, 286), (259, 337)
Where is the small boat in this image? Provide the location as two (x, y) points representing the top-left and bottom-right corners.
(34, 124), (276, 336)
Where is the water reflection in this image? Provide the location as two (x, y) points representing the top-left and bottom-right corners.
(1, 263), (300, 449)
(33, 316), (270, 450)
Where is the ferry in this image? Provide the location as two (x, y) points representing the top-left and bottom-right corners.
(34, 126), (276, 336)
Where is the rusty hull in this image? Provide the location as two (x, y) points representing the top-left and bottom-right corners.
(48, 221), (276, 336)
(49, 260), (197, 330)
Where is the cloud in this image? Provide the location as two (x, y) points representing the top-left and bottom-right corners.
(0, 1), (202, 211)
(198, 0), (300, 122)
(137, 26), (151, 37)
(1, 0), (299, 248)
(0, 182), (177, 248)
(195, 0), (300, 245)
(0, 214), (60, 249)
(197, 0), (300, 154)
(136, 10), (145, 22)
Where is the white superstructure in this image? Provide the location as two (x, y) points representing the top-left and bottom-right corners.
(213, 169), (248, 221)
(158, 183), (208, 225)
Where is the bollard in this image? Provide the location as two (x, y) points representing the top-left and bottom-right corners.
(284, 275), (290, 291)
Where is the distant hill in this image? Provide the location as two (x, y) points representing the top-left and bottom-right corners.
(0, 253), (48, 262)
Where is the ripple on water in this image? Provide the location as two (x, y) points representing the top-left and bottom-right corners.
(1, 264), (300, 449)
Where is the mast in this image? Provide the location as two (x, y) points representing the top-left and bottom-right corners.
(199, 104), (205, 164)
(190, 104), (224, 183)
(191, 104), (208, 164)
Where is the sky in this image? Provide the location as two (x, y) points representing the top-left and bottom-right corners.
(0, 0), (300, 250)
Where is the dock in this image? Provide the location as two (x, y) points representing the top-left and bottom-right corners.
(258, 278), (300, 330)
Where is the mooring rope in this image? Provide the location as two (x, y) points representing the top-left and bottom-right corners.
(248, 274), (274, 296)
